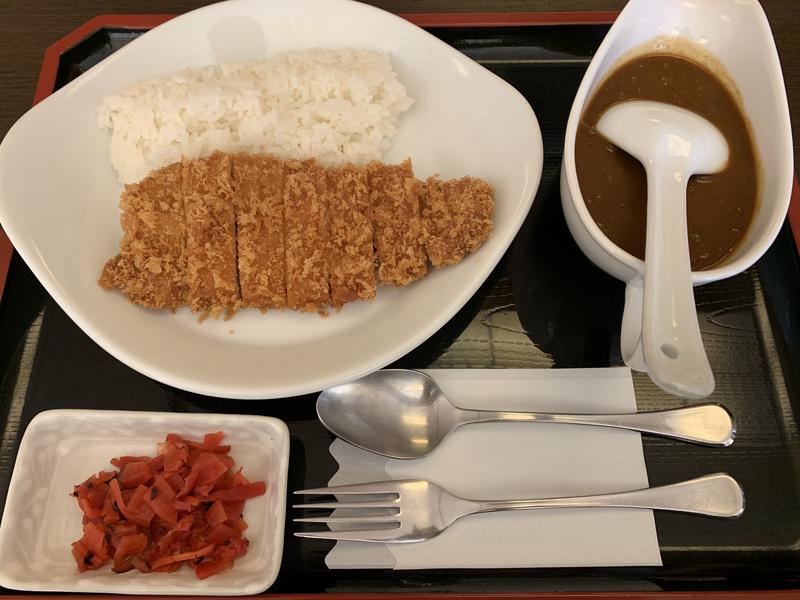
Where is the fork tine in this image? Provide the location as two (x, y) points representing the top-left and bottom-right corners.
(294, 528), (402, 542)
(294, 481), (402, 495)
(293, 500), (399, 510)
(294, 514), (398, 524)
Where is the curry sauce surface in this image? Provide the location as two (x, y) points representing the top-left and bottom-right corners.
(575, 54), (759, 270)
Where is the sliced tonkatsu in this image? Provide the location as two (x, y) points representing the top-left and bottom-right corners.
(422, 175), (495, 267)
(99, 162), (187, 309)
(368, 159), (427, 286)
(284, 159), (331, 313)
(327, 165), (376, 309)
(232, 154), (286, 311)
(100, 152), (495, 318)
(183, 152), (239, 318)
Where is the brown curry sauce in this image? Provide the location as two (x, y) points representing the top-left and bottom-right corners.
(575, 54), (759, 271)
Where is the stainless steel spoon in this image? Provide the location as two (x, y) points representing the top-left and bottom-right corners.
(316, 369), (735, 459)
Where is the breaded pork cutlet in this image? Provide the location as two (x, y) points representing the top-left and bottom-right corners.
(368, 159), (427, 286)
(99, 162), (187, 309)
(284, 159), (330, 313)
(100, 152), (496, 317)
(183, 152), (240, 318)
(232, 154), (286, 311)
(422, 176), (495, 267)
(327, 165), (376, 309)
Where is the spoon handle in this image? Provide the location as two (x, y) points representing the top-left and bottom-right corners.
(640, 160), (715, 398)
(468, 403), (734, 446)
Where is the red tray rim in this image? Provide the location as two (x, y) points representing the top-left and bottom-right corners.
(2, 593), (800, 599)
(2, 593), (800, 600)
(2, 15), (800, 595)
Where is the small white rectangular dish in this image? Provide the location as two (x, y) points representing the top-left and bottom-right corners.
(0, 409), (289, 595)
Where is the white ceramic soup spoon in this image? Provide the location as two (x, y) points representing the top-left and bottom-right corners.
(596, 100), (728, 399)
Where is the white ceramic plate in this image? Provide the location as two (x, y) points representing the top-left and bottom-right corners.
(0, 410), (289, 595)
(0, 0), (543, 399)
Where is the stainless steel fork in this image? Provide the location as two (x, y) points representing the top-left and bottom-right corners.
(294, 473), (744, 543)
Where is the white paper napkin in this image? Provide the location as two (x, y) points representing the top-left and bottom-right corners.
(324, 368), (662, 569)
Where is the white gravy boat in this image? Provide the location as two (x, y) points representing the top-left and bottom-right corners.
(561, 0), (793, 398)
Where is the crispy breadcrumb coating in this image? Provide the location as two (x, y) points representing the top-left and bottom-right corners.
(99, 162), (187, 309)
(232, 154), (286, 310)
(284, 159), (331, 313)
(422, 176), (495, 267)
(368, 159), (427, 286)
(328, 165), (376, 310)
(100, 153), (495, 318)
(183, 152), (240, 318)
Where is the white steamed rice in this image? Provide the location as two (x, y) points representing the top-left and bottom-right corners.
(97, 49), (414, 184)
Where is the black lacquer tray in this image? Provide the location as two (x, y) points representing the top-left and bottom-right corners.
(0, 12), (799, 595)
